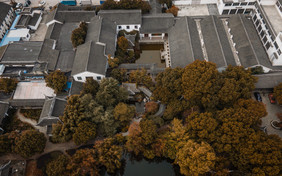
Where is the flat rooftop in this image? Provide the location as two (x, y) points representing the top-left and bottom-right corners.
(262, 5), (282, 36)
(13, 82), (55, 99)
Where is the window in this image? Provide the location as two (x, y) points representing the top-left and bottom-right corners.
(274, 42), (278, 49)
(225, 3), (232, 6)
(126, 26), (130, 29)
(278, 49), (281, 55)
(260, 30), (265, 38)
(77, 76), (82, 80)
(233, 3), (239, 6)
(265, 42), (271, 50)
(237, 9), (244, 14)
(262, 36), (267, 44)
(97, 76), (101, 80)
(258, 25), (262, 32)
(118, 26), (122, 29)
(230, 9), (237, 14)
(248, 2), (255, 5)
(255, 20), (260, 27)
(244, 9), (251, 14)
(241, 2), (247, 6)
(135, 26), (138, 29)
(222, 10), (229, 14)
(252, 15), (257, 21)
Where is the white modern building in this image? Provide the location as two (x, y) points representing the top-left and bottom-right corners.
(0, 2), (15, 42)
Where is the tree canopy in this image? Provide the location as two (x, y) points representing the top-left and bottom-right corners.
(0, 78), (18, 93)
(274, 83), (282, 104)
(45, 70), (67, 94)
(81, 77), (99, 97)
(13, 130), (46, 158)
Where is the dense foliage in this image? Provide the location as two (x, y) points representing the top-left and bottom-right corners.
(274, 82), (282, 104)
(0, 77), (18, 93)
(97, 0), (151, 14)
(71, 22), (88, 48)
(45, 70), (67, 94)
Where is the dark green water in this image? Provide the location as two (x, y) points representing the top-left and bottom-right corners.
(105, 155), (175, 176)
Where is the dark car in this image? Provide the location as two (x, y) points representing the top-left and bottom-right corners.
(268, 93), (276, 104)
(254, 92), (262, 102)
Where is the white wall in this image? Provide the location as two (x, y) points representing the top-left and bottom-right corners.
(259, 0), (277, 5)
(73, 71), (105, 82)
(117, 24), (140, 32)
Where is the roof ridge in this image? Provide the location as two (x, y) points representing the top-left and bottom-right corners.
(212, 16), (227, 67)
(85, 41), (93, 72)
(238, 14), (260, 65)
(186, 17), (195, 61)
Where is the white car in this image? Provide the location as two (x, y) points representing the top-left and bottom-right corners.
(39, 0), (46, 6)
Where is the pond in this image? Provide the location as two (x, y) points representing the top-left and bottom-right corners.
(105, 155), (176, 176)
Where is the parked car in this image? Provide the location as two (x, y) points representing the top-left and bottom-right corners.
(268, 93), (276, 104)
(254, 92), (262, 102)
(16, 2), (23, 9)
(39, 0), (46, 6)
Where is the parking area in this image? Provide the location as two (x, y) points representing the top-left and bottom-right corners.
(255, 91), (282, 138)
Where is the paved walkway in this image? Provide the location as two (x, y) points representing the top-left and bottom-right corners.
(16, 110), (46, 134)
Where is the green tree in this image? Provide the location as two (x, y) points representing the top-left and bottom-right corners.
(182, 60), (220, 110)
(46, 155), (69, 176)
(73, 121), (96, 145)
(163, 99), (189, 121)
(0, 78), (18, 93)
(117, 36), (129, 50)
(274, 83), (282, 104)
(95, 138), (123, 173)
(114, 103), (135, 125)
(71, 22), (88, 48)
(96, 78), (128, 107)
(45, 70), (67, 94)
(13, 130), (46, 158)
(81, 77), (99, 97)
(145, 101), (159, 115)
(129, 68), (153, 88)
(153, 67), (183, 104)
(0, 133), (15, 154)
(175, 140), (216, 176)
(67, 148), (100, 176)
(110, 68), (127, 83)
(185, 112), (218, 143)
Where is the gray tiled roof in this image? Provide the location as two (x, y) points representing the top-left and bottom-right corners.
(0, 41), (43, 64)
(9, 99), (45, 107)
(69, 80), (83, 95)
(98, 10), (142, 25)
(38, 39), (60, 71)
(72, 41), (108, 76)
(140, 13), (174, 33)
(228, 14), (280, 70)
(28, 13), (40, 26)
(0, 2), (12, 25)
(37, 97), (66, 127)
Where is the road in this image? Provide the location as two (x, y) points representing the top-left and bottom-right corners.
(258, 91), (282, 138)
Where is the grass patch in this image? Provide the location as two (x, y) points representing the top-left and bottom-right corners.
(1, 109), (34, 133)
(20, 109), (42, 122)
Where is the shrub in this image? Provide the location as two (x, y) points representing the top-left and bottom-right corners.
(71, 22), (88, 48)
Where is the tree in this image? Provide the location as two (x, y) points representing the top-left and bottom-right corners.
(175, 140), (216, 176)
(117, 36), (129, 50)
(0, 133), (14, 154)
(108, 56), (120, 69)
(153, 67), (183, 104)
(185, 112), (218, 143)
(145, 101), (159, 115)
(0, 78), (18, 93)
(110, 68), (127, 83)
(45, 70), (67, 94)
(13, 130), (46, 158)
(126, 119), (158, 159)
(67, 149), (100, 176)
(114, 103), (135, 125)
(73, 121), (96, 145)
(95, 78), (128, 107)
(182, 60), (220, 110)
(129, 68), (153, 88)
(71, 22), (88, 48)
(163, 99), (189, 121)
(95, 138), (123, 173)
(166, 5), (179, 17)
(81, 77), (99, 97)
(46, 155), (69, 176)
(274, 83), (282, 104)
